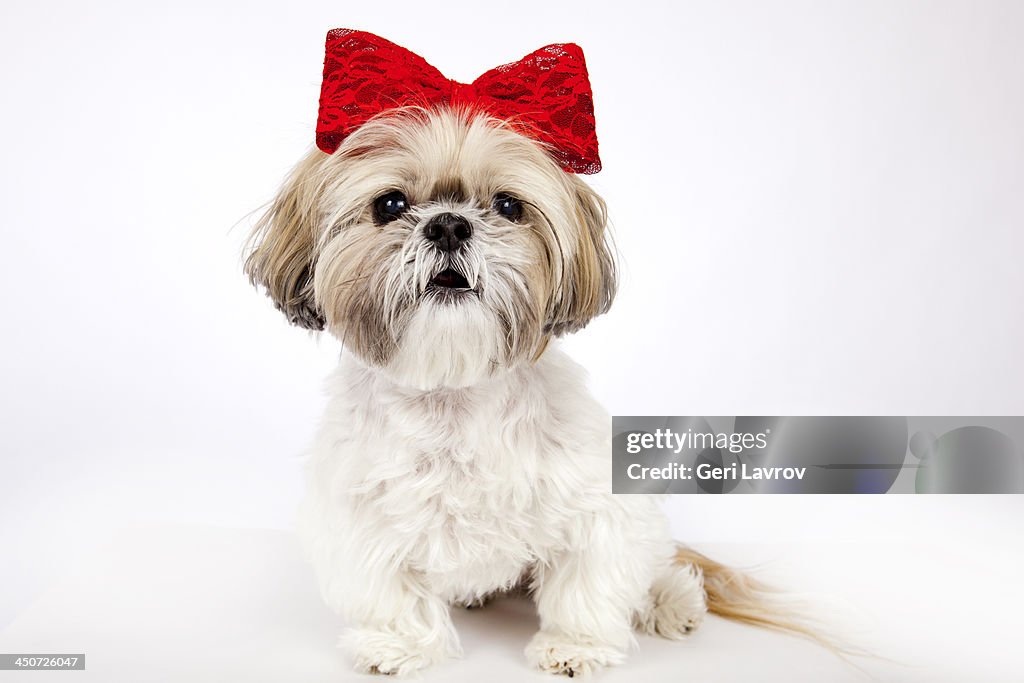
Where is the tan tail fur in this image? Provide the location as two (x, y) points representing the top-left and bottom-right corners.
(675, 545), (858, 658)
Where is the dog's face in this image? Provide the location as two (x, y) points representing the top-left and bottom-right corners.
(246, 108), (615, 389)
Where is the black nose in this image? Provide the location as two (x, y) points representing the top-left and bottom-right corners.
(423, 213), (472, 252)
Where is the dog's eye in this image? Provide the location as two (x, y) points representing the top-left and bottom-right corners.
(373, 191), (409, 224)
(493, 193), (523, 222)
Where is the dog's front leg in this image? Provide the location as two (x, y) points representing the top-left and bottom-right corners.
(526, 531), (656, 677)
(340, 567), (460, 676)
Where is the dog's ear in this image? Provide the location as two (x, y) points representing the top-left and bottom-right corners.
(244, 151), (327, 331)
(546, 179), (618, 336)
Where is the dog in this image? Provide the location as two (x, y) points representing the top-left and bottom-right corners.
(245, 29), (800, 677)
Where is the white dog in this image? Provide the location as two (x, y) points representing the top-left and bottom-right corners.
(245, 32), (796, 677)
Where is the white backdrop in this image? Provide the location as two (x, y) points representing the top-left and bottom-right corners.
(2, 1), (1023, 679)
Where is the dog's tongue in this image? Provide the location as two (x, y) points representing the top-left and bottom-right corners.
(431, 268), (470, 289)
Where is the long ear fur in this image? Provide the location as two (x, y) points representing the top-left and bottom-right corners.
(244, 150), (327, 331)
(546, 178), (618, 335)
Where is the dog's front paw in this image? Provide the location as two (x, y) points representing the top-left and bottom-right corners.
(343, 627), (448, 676)
(525, 631), (626, 677)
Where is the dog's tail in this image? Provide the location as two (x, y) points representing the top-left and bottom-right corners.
(674, 545), (857, 657)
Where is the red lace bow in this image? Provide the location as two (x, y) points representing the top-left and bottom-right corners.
(315, 29), (602, 174)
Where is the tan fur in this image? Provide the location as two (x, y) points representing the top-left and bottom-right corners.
(244, 150), (330, 330)
(545, 180), (617, 336)
(674, 545), (856, 657)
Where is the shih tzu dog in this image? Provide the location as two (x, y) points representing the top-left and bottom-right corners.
(245, 29), (798, 677)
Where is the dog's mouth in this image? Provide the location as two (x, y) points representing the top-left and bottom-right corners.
(424, 267), (478, 303)
(428, 268), (471, 291)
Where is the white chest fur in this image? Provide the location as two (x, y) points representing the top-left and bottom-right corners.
(300, 345), (615, 604)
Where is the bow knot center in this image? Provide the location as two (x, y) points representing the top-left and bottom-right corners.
(448, 80), (479, 106)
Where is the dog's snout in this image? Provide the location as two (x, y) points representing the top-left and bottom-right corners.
(423, 213), (472, 252)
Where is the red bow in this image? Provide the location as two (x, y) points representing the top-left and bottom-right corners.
(315, 29), (601, 174)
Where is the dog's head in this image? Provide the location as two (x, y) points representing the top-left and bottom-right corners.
(245, 107), (616, 389)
